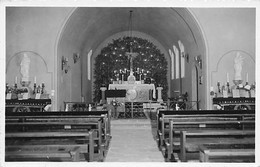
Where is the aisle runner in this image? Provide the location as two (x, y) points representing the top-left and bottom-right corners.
(105, 119), (165, 162)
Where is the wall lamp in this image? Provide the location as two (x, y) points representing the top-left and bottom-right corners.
(62, 56), (70, 73)
(195, 55), (202, 69)
(182, 52), (189, 63)
(73, 53), (80, 63)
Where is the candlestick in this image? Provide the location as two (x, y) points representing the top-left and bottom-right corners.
(227, 82), (230, 93)
(226, 73), (229, 83)
(217, 81), (220, 93)
(34, 76), (36, 83)
(246, 73), (248, 83)
(139, 74), (142, 81)
(15, 76), (17, 84)
(122, 74), (124, 81)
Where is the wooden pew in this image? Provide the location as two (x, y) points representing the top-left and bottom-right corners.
(179, 129), (254, 162)
(157, 110), (254, 149)
(5, 130), (94, 162)
(165, 116), (255, 162)
(198, 143), (255, 162)
(5, 111), (111, 162)
(6, 111), (111, 144)
(156, 110), (255, 161)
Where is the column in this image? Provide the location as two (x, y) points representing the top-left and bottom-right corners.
(100, 87), (107, 104)
(157, 87), (163, 102)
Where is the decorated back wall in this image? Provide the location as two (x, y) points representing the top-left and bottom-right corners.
(93, 36), (168, 102)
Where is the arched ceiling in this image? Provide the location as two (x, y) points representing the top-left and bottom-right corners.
(61, 7), (202, 55)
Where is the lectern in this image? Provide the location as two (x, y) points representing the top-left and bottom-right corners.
(105, 90), (126, 118)
(105, 90), (126, 98)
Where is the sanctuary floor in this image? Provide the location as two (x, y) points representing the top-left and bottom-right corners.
(104, 119), (165, 162)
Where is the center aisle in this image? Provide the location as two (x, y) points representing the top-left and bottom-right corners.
(105, 119), (165, 162)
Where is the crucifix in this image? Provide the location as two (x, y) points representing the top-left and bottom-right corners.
(125, 47), (138, 84)
(125, 10), (138, 84)
(126, 47), (138, 73)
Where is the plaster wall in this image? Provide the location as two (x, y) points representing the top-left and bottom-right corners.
(6, 7), (255, 110)
(6, 7), (73, 110)
(190, 8), (255, 109)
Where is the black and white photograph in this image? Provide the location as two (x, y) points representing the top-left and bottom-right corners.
(1, 0), (259, 167)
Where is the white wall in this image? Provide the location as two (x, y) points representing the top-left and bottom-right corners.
(6, 7), (255, 110)
(6, 7), (73, 110)
(190, 8), (255, 109)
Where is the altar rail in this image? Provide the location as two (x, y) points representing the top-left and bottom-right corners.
(5, 99), (51, 112)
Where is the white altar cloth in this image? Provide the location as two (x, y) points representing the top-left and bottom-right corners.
(108, 84), (156, 101)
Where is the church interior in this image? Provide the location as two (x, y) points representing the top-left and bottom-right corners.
(3, 6), (257, 164)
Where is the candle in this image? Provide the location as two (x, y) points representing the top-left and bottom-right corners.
(210, 86), (214, 92)
(122, 74), (124, 81)
(34, 76), (36, 83)
(226, 73), (229, 83)
(15, 76), (17, 84)
(246, 73), (249, 83)
(140, 74), (142, 81)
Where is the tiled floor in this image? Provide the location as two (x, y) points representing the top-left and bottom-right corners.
(105, 119), (165, 162)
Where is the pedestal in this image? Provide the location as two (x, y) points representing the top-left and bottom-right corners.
(157, 87), (163, 102)
(100, 87), (107, 104)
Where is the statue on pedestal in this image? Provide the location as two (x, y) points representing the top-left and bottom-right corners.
(20, 53), (32, 99)
(233, 52), (244, 85)
(20, 53), (31, 86)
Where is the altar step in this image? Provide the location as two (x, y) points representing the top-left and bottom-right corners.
(105, 119), (164, 162)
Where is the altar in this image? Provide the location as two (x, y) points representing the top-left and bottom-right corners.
(107, 83), (156, 119)
(108, 84), (156, 102)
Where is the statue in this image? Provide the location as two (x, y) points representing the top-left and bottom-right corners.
(234, 52), (244, 80)
(233, 52), (244, 85)
(20, 53), (31, 86)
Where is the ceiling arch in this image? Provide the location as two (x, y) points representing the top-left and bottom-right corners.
(59, 7), (205, 57)
(57, 7), (207, 107)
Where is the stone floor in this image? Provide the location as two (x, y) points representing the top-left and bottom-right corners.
(104, 118), (165, 162)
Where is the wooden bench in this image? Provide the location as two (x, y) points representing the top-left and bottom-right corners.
(198, 143), (255, 162)
(6, 111), (111, 143)
(178, 129), (255, 162)
(165, 117), (255, 162)
(156, 110), (255, 161)
(5, 111), (111, 162)
(5, 130), (94, 162)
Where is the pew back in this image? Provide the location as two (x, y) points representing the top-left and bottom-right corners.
(157, 110), (254, 149)
(156, 110), (255, 162)
(6, 130), (95, 162)
(198, 143), (255, 162)
(5, 111), (111, 162)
